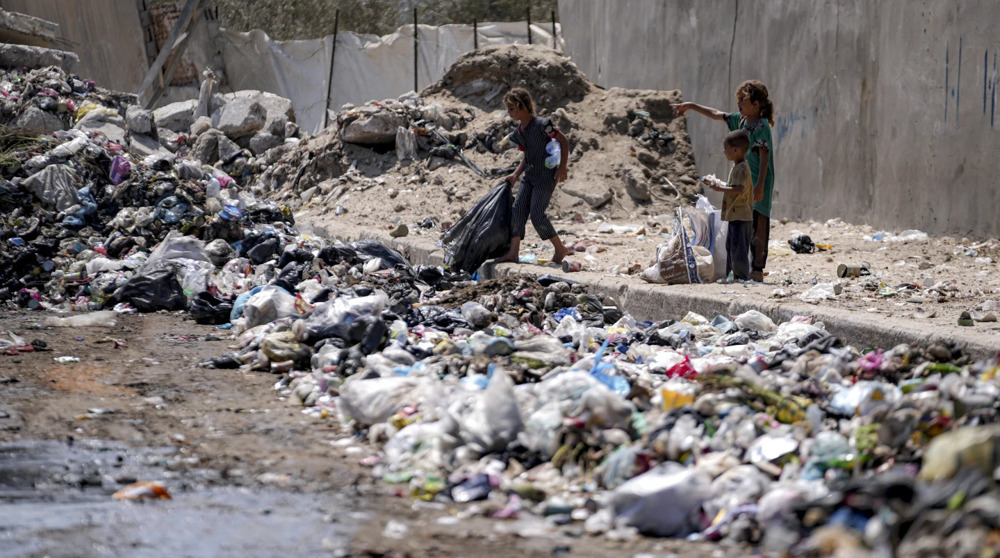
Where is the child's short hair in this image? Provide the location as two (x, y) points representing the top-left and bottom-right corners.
(724, 129), (750, 152)
(503, 87), (535, 115)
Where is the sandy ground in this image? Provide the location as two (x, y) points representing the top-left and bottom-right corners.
(0, 310), (728, 557)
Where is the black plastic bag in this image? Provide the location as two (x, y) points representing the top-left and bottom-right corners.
(109, 268), (187, 312)
(788, 233), (816, 254)
(440, 181), (512, 273)
(317, 245), (359, 266)
(190, 291), (234, 324)
(348, 239), (410, 269)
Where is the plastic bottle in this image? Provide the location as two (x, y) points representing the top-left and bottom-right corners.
(544, 138), (561, 169)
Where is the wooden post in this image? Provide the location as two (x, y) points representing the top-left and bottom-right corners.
(473, 19), (478, 51)
(413, 8), (418, 93)
(551, 10), (557, 50)
(526, 7), (532, 44)
(323, 9), (339, 130)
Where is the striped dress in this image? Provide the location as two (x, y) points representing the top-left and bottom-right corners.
(508, 116), (559, 240)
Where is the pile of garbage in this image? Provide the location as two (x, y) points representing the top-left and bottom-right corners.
(191, 233), (1000, 555)
(4, 55), (1000, 557)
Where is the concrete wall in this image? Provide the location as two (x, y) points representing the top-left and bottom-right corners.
(0, 0), (146, 93)
(560, 0), (1000, 237)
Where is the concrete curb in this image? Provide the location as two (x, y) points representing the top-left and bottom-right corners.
(316, 221), (999, 360)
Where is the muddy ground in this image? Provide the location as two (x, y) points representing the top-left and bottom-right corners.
(0, 310), (725, 557)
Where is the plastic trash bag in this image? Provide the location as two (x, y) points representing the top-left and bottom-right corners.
(189, 291), (234, 325)
(109, 267), (187, 312)
(609, 461), (711, 537)
(441, 181), (512, 273)
(293, 292), (388, 346)
(349, 239), (410, 270)
(788, 233), (816, 254)
(241, 284), (300, 329)
(22, 164), (80, 212)
(641, 206), (714, 284)
(448, 368), (523, 454)
(696, 195), (728, 281)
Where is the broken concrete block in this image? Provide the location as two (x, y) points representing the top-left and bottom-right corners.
(190, 116), (212, 138)
(211, 97), (266, 139)
(128, 133), (169, 158)
(623, 167), (651, 202)
(152, 99), (198, 134)
(74, 108), (127, 144)
(249, 131), (283, 156)
(218, 134), (242, 162)
(0, 44), (37, 69)
(340, 112), (407, 145)
(190, 129), (223, 164)
(227, 90), (295, 135)
(563, 184), (613, 208)
(37, 48), (78, 73)
(125, 105), (153, 135)
(10, 105), (63, 135)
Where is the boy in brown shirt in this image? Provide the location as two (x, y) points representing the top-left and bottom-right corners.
(704, 130), (753, 281)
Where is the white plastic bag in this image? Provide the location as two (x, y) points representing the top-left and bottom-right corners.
(448, 369), (524, 454)
(696, 195), (728, 281)
(641, 206), (715, 284)
(609, 461), (712, 537)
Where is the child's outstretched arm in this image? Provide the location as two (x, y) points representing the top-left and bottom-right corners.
(671, 102), (726, 121)
(554, 129), (569, 183)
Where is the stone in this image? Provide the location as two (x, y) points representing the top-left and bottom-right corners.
(563, 184), (613, 208)
(74, 109), (127, 144)
(128, 133), (169, 158)
(623, 167), (651, 202)
(218, 135), (242, 163)
(190, 116), (213, 137)
(340, 112), (407, 145)
(152, 99), (199, 133)
(211, 98), (266, 138)
(190, 129), (223, 164)
(389, 224), (409, 238)
(10, 105), (63, 135)
(125, 105), (153, 135)
(226, 90), (295, 135)
(637, 149), (659, 167)
(249, 131), (283, 155)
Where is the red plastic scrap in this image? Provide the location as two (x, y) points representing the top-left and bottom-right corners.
(665, 356), (697, 379)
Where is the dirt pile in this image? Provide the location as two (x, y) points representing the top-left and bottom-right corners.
(254, 44), (701, 243)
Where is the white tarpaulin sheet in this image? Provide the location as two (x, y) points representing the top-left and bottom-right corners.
(220, 22), (562, 135)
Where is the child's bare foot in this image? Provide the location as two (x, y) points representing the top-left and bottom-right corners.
(551, 246), (571, 264)
(494, 252), (518, 263)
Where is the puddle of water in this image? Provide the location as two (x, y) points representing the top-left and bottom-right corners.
(0, 440), (355, 557)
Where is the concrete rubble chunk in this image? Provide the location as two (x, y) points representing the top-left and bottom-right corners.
(340, 112), (407, 145)
(0, 44), (78, 73)
(125, 105), (154, 135)
(10, 104), (64, 135)
(0, 9), (58, 47)
(228, 90), (295, 135)
(563, 184), (613, 208)
(211, 97), (266, 139)
(128, 133), (169, 158)
(249, 131), (283, 156)
(190, 129), (223, 164)
(218, 134), (242, 162)
(153, 99), (199, 134)
(623, 166), (651, 202)
(189, 116), (213, 138)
